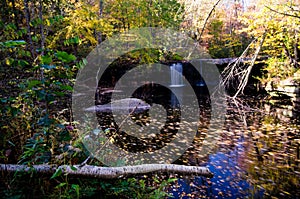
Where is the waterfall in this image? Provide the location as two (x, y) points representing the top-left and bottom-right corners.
(170, 63), (184, 87)
(169, 63), (184, 108)
(196, 60), (205, 87)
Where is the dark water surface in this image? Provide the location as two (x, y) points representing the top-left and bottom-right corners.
(168, 98), (299, 198)
(94, 61), (299, 198)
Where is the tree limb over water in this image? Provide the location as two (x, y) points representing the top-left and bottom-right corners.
(221, 30), (267, 98)
(0, 164), (213, 179)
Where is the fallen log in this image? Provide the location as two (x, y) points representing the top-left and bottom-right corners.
(0, 164), (213, 179)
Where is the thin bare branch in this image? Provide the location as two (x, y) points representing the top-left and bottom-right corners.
(265, 5), (300, 19)
(233, 30), (267, 98)
(198, 0), (223, 40)
(222, 38), (257, 86)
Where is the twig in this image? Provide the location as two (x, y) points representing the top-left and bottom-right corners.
(265, 5), (300, 19)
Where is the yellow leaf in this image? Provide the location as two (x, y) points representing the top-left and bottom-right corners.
(5, 58), (12, 66)
(46, 19), (51, 26)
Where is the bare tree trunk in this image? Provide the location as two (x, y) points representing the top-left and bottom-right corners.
(232, 31), (267, 98)
(39, 0), (45, 55)
(221, 39), (256, 90)
(23, 0), (35, 57)
(97, 0), (103, 44)
(198, 0), (222, 41)
(221, 30), (267, 98)
(0, 164), (213, 179)
(294, 41), (299, 63)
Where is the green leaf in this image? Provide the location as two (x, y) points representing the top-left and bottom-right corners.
(8, 140), (16, 147)
(42, 64), (56, 69)
(71, 184), (80, 197)
(32, 36), (38, 42)
(1, 40), (26, 48)
(56, 51), (76, 63)
(76, 58), (88, 69)
(37, 114), (54, 127)
(18, 60), (29, 67)
(55, 182), (67, 188)
(41, 55), (52, 65)
(167, 178), (177, 183)
(53, 91), (66, 97)
(36, 90), (47, 100)
(0, 98), (7, 103)
(58, 130), (71, 141)
(59, 85), (73, 91)
(70, 165), (77, 171)
(64, 36), (80, 46)
(153, 177), (160, 183)
(82, 58), (87, 65)
(27, 80), (42, 89)
(139, 179), (145, 189)
(51, 168), (62, 179)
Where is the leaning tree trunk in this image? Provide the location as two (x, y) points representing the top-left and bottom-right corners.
(198, 0), (222, 41)
(232, 30), (267, 98)
(221, 30), (267, 99)
(0, 164), (213, 179)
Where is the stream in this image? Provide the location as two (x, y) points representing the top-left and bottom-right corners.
(91, 62), (299, 198)
(168, 97), (299, 198)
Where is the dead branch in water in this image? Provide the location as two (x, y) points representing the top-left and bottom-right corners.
(221, 30), (267, 98)
(0, 164), (213, 179)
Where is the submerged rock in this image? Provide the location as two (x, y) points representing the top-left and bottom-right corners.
(85, 98), (151, 113)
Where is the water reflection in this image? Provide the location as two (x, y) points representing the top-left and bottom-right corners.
(170, 139), (265, 198)
(169, 98), (299, 198)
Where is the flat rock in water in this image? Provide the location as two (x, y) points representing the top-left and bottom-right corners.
(85, 98), (151, 113)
